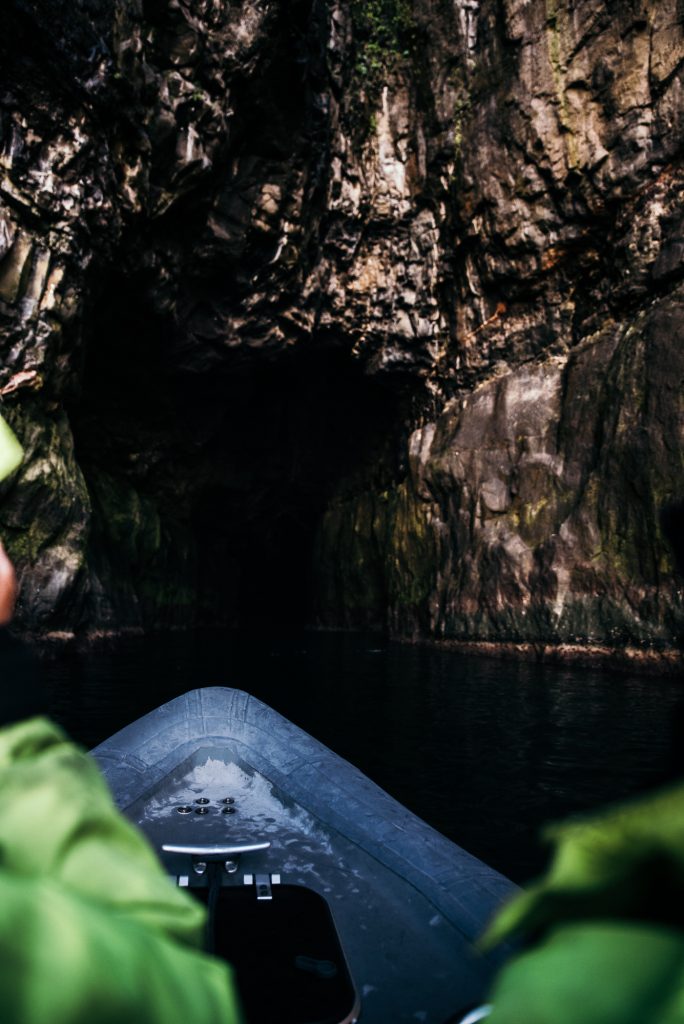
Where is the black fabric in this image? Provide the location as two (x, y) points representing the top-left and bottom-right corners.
(0, 629), (45, 727)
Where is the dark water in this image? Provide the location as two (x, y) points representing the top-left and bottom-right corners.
(39, 628), (683, 883)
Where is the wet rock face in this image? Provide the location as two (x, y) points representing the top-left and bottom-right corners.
(317, 290), (684, 644)
(315, 0), (684, 648)
(0, 0), (683, 648)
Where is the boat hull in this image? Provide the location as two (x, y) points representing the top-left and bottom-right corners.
(92, 687), (516, 1024)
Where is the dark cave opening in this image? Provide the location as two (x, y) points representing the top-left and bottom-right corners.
(186, 350), (400, 629)
(70, 278), (402, 631)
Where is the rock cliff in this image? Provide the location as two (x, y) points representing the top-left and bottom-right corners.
(0, 0), (683, 656)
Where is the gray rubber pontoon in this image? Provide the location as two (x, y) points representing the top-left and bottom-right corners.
(92, 687), (516, 1024)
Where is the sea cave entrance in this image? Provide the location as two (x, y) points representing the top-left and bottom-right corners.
(69, 278), (402, 631)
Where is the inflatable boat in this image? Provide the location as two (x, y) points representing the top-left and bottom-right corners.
(91, 687), (515, 1024)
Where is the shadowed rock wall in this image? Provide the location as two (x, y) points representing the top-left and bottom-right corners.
(0, 0), (683, 651)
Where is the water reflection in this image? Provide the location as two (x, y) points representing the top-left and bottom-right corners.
(40, 629), (682, 882)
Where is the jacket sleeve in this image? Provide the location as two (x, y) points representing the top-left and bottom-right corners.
(482, 781), (684, 1024)
(483, 779), (684, 948)
(485, 919), (684, 1024)
(0, 716), (243, 1024)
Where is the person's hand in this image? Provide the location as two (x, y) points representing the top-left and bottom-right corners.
(0, 540), (16, 625)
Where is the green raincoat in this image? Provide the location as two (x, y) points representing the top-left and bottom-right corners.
(0, 413), (22, 482)
(483, 781), (684, 1023)
(0, 717), (243, 1023)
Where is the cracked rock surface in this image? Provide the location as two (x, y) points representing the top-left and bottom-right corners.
(0, 0), (683, 652)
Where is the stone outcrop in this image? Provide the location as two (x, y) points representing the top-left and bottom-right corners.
(0, 0), (683, 653)
(316, 293), (684, 646)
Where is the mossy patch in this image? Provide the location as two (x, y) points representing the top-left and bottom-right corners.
(0, 404), (91, 566)
(88, 470), (162, 566)
(85, 469), (201, 627)
(449, 67), (471, 162)
(544, 0), (579, 171)
(314, 477), (438, 632)
(388, 483), (436, 606)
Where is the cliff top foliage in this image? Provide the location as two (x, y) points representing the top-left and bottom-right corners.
(348, 0), (417, 139)
(351, 0), (415, 84)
